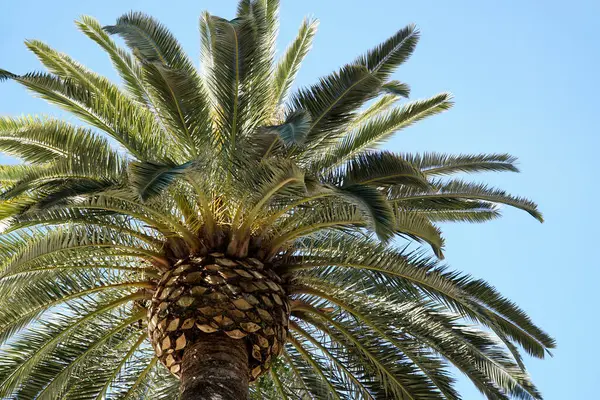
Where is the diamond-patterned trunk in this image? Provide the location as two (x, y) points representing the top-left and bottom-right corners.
(147, 253), (290, 381)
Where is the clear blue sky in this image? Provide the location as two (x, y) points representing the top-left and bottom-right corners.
(1, 0), (597, 398)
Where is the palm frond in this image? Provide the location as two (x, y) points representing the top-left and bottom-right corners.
(294, 305), (438, 400)
(76, 16), (150, 105)
(290, 321), (379, 400)
(0, 69), (16, 81)
(0, 165), (42, 186)
(277, 347), (333, 399)
(329, 151), (430, 188)
(232, 160), (306, 250)
(0, 71), (172, 162)
(0, 297), (143, 399)
(272, 18), (318, 107)
(0, 116), (122, 166)
(281, 234), (555, 358)
(348, 94), (399, 129)
(313, 93), (453, 170)
(105, 12), (213, 158)
(401, 152), (520, 176)
(266, 202), (364, 256)
(354, 23), (420, 80)
(280, 351), (321, 399)
(104, 12), (193, 70)
(139, 62), (212, 158)
(408, 202), (502, 223)
(390, 179), (543, 222)
(381, 80), (411, 98)
(392, 210), (445, 258)
(293, 281), (538, 399)
(128, 161), (192, 201)
(202, 12), (273, 163)
(290, 65), (382, 153)
(27, 312), (145, 400)
(288, 335), (343, 400)
(259, 109), (312, 148)
(331, 184), (395, 242)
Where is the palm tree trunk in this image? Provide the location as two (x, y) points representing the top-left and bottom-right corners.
(180, 333), (249, 400)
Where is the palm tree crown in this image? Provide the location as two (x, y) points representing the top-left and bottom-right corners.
(0, 1), (553, 399)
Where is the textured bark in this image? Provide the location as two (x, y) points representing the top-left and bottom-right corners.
(180, 333), (249, 400)
(147, 254), (289, 381)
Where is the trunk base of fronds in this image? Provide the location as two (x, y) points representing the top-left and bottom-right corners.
(146, 252), (290, 381)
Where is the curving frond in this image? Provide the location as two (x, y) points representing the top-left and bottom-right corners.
(312, 93), (454, 171)
(327, 151), (430, 188)
(381, 80), (411, 98)
(76, 16), (150, 106)
(349, 94), (399, 129)
(354, 23), (420, 80)
(0, 116), (120, 165)
(272, 17), (318, 108)
(290, 65), (383, 154)
(0, 71), (171, 162)
(201, 9), (274, 164)
(389, 179), (543, 222)
(105, 12), (213, 159)
(401, 152), (520, 176)
(128, 161), (192, 201)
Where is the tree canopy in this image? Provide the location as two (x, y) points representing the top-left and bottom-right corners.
(0, 1), (553, 399)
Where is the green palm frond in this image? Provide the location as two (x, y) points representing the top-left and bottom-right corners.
(381, 80), (411, 98)
(0, 71), (171, 162)
(279, 352), (314, 399)
(354, 23), (420, 80)
(290, 321), (375, 400)
(0, 2), (551, 399)
(76, 16), (149, 106)
(0, 116), (122, 165)
(333, 184), (395, 242)
(30, 313), (146, 400)
(408, 201), (503, 223)
(392, 210), (445, 258)
(349, 94), (399, 129)
(0, 152), (122, 202)
(0, 165), (42, 186)
(313, 93), (453, 170)
(105, 12), (212, 158)
(237, 0), (279, 78)
(128, 161), (192, 200)
(293, 306), (438, 400)
(0, 69), (16, 81)
(288, 334), (344, 399)
(291, 65), (382, 153)
(0, 293), (143, 398)
(282, 234), (555, 356)
(277, 346), (333, 399)
(272, 17), (318, 107)
(138, 62), (211, 158)
(390, 179), (543, 222)
(330, 151), (430, 188)
(104, 12), (194, 70)
(201, 11), (273, 163)
(401, 152), (520, 176)
(283, 246), (545, 398)
(259, 110), (312, 148)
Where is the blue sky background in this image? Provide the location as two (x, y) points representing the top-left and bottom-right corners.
(1, 0), (597, 398)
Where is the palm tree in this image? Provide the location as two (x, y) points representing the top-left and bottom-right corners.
(0, 1), (553, 399)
